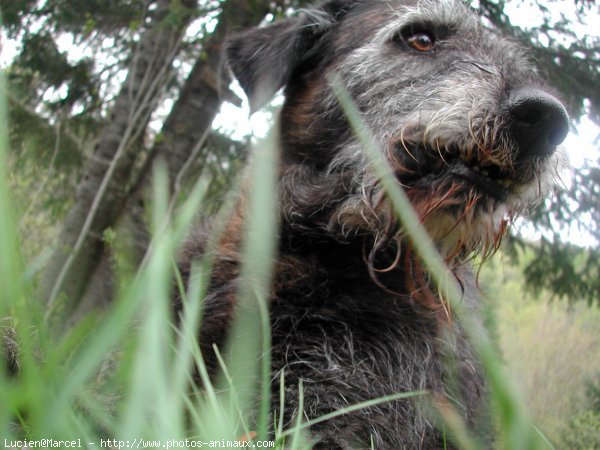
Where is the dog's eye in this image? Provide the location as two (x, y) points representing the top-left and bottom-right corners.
(406, 32), (435, 52)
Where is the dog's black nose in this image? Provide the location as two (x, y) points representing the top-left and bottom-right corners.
(507, 87), (569, 158)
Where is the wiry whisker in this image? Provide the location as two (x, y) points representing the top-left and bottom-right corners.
(434, 138), (450, 167)
(399, 125), (419, 162)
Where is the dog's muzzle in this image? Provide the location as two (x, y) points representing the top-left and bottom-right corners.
(424, 87), (569, 204)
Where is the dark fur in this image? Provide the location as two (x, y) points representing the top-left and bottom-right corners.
(176, 1), (568, 448)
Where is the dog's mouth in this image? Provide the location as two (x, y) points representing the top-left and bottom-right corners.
(447, 159), (511, 201)
(394, 144), (527, 203)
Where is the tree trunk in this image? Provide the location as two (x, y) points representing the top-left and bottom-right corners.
(69, 0), (278, 322)
(40, 0), (196, 321)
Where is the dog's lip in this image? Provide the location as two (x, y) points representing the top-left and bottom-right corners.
(393, 143), (518, 200)
(449, 159), (511, 201)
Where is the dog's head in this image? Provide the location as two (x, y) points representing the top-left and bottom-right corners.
(226, 0), (569, 261)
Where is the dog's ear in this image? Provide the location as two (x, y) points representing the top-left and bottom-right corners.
(226, 1), (358, 112)
(226, 19), (306, 112)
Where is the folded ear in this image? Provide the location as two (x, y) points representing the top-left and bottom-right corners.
(225, 16), (318, 112)
(225, 0), (364, 113)
(226, 19), (295, 112)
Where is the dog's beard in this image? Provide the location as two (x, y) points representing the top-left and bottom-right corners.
(328, 140), (563, 262)
(356, 178), (509, 263)
(372, 108), (566, 258)
(398, 180), (510, 259)
(323, 155), (547, 319)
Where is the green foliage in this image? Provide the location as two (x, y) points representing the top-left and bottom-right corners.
(1, 0), (148, 37)
(0, 0), (37, 32)
(561, 410), (600, 450)
(507, 162), (600, 305)
(5, 89), (88, 259)
(512, 235), (599, 305)
(559, 373), (600, 450)
(481, 255), (600, 447)
(13, 33), (99, 111)
(586, 375), (600, 413)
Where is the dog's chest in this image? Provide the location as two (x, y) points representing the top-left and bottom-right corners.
(268, 289), (479, 448)
(271, 291), (447, 387)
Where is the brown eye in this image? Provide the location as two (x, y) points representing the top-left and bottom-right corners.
(406, 32), (435, 52)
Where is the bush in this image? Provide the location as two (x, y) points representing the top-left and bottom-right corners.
(585, 375), (600, 413)
(561, 410), (600, 450)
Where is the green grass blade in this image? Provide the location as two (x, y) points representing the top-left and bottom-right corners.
(280, 390), (426, 440)
(117, 162), (209, 439)
(288, 380), (307, 450)
(0, 73), (24, 315)
(217, 131), (280, 440)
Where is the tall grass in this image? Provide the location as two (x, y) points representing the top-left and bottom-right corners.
(0, 71), (558, 449)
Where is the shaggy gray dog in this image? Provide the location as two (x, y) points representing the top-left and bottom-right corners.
(177, 0), (569, 448)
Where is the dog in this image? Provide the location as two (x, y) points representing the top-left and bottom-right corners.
(176, 0), (569, 448)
